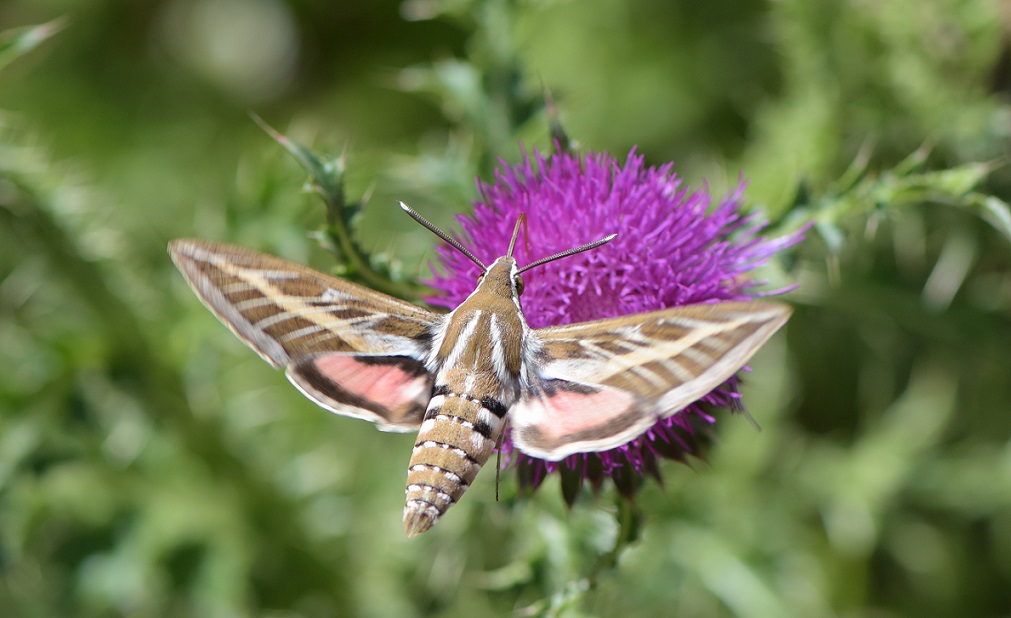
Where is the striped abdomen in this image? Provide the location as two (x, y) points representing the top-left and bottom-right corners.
(403, 387), (507, 537)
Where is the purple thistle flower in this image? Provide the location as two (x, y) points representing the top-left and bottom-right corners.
(426, 147), (802, 500)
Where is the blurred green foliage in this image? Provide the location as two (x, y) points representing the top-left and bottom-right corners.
(2, 0), (1010, 616)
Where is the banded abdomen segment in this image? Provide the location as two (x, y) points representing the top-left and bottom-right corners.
(403, 389), (506, 537)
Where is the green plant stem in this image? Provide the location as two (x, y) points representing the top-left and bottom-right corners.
(321, 200), (431, 301)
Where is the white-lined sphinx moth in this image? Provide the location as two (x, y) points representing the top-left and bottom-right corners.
(170, 203), (790, 537)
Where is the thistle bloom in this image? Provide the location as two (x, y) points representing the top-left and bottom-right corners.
(427, 148), (801, 500)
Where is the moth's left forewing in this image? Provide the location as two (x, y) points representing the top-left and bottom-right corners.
(169, 239), (438, 364)
(509, 301), (791, 460)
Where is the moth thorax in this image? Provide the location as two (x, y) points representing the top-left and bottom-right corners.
(403, 391), (506, 537)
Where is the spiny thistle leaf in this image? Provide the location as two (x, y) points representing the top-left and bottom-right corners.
(251, 113), (429, 300)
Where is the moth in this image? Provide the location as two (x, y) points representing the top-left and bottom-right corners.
(169, 202), (790, 537)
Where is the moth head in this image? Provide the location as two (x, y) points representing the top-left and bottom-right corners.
(475, 264), (525, 295)
(480, 256), (523, 299)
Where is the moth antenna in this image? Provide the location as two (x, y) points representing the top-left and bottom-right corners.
(506, 214), (526, 258)
(399, 202), (487, 272)
(517, 233), (618, 275)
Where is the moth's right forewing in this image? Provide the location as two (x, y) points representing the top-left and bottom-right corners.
(533, 301), (791, 401)
(169, 239), (440, 367)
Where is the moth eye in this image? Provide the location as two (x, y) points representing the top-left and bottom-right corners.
(515, 274), (525, 295)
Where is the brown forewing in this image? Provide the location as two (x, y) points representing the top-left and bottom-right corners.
(533, 301), (790, 400)
(169, 239), (440, 367)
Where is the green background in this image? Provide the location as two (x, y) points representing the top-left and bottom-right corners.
(2, 0), (1010, 616)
